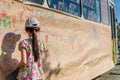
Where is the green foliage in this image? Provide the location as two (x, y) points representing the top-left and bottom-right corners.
(117, 30), (120, 42)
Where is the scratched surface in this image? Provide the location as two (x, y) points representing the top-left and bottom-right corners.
(0, 0), (114, 80)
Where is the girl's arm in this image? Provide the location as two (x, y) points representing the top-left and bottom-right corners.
(18, 48), (27, 68)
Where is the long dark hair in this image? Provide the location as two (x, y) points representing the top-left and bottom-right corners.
(25, 27), (40, 62)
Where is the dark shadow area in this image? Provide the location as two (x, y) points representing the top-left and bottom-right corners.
(42, 50), (61, 80)
(109, 72), (120, 75)
(46, 62), (61, 80)
(0, 32), (21, 80)
(92, 75), (101, 80)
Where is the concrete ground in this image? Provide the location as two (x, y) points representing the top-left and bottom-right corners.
(94, 65), (120, 80)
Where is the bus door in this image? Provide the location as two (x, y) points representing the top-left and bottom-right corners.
(109, 2), (117, 64)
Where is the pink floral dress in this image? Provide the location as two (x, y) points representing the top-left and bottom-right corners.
(17, 39), (45, 80)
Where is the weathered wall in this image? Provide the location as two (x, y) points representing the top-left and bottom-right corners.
(0, 0), (114, 80)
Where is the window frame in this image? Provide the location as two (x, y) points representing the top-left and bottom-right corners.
(82, 0), (101, 23)
(23, 0), (44, 5)
(47, 0), (82, 17)
(109, 3), (116, 39)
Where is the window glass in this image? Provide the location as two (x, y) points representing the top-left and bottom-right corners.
(47, 0), (81, 16)
(83, 0), (101, 22)
(24, 0), (43, 5)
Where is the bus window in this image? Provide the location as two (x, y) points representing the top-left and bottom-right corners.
(68, 0), (80, 16)
(83, 0), (101, 22)
(24, 0), (44, 5)
(47, 0), (81, 16)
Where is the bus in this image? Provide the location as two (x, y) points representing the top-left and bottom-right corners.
(0, 0), (116, 80)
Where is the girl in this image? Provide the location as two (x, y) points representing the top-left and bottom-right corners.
(17, 17), (45, 80)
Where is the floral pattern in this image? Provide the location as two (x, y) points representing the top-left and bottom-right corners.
(17, 39), (44, 80)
